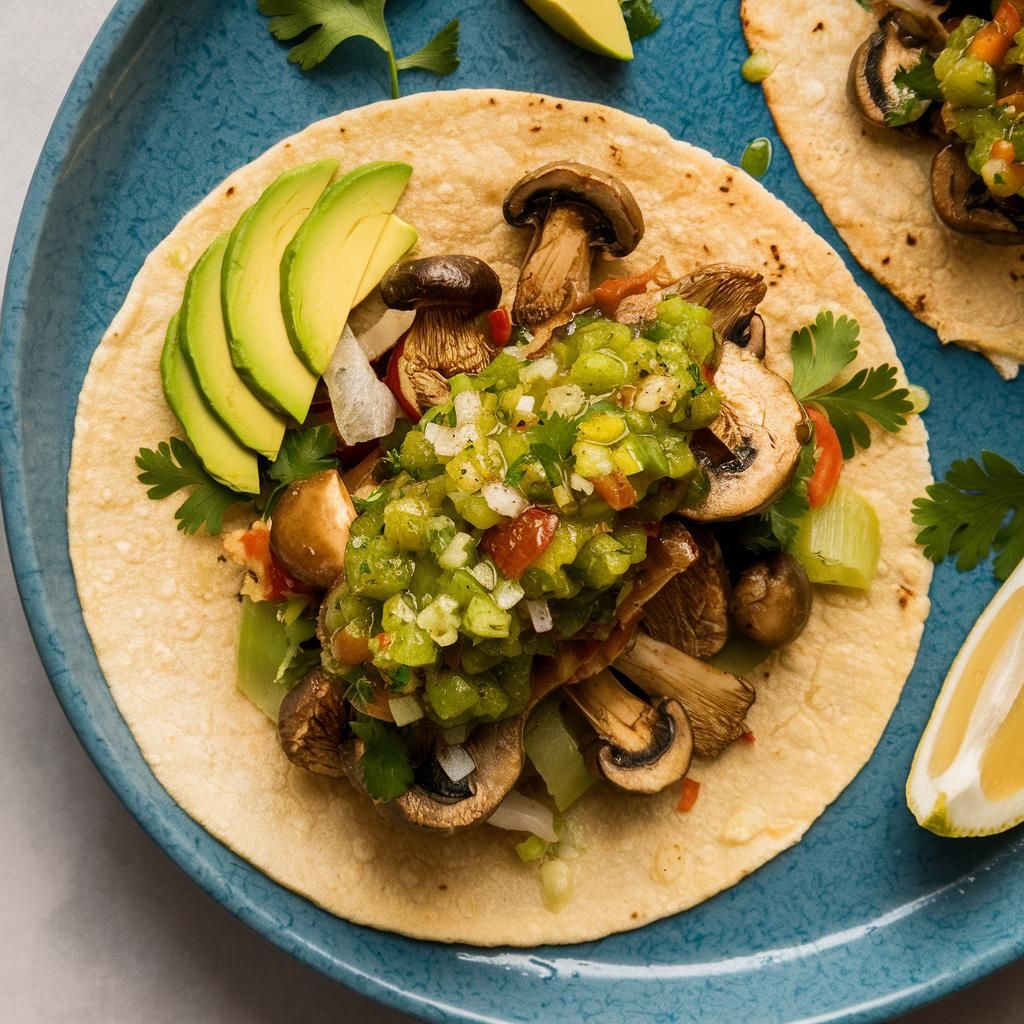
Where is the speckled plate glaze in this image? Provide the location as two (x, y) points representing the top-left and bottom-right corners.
(2, 2), (1023, 1021)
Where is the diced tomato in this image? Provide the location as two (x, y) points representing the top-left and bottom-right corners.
(238, 525), (308, 601)
(741, 731), (756, 745)
(592, 469), (638, 511)
(487, 307), (513, 347)
(481, 506), (559, 580)
(806, 407), (843, 509)
(584, 258), (672, 317)
(677, 778), (701, 813)
(968, 3), (1021, 65)
(375, 632), (392, 651)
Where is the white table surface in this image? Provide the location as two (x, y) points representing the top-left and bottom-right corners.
(1, 3), (1021, 1021)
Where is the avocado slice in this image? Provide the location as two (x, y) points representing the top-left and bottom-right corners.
(223, 160), (337, 421)
(523, 0), (633, 60)
(282, 161), (413, 375)
(353, 214), (418, 307)
(181, 234), (286, 459)
(161, 311), (260, 494)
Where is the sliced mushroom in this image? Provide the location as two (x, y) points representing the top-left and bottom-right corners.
(613, 521), (700, 625)
(686, 344), (808, 522)
(278, 670), (349, 777)
(615, 633), (755, 758)
(873, 1), (951, 46)
(674, 264), (768, 348)
(269, 469), (356, 589)
(341, 447), (385, 500)
(731, 553), (813, 649)
(566, 669), (693, 794)
(342, 617), (643, 832)
(381, 255), (501, 414)
(643, 530), (730, 658)
(848, 15), (929, 129)
(504, 162), (644, 328)
(931, 145), (1024, 245)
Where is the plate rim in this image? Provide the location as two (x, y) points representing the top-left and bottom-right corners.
(1, 2), (1022, 1021)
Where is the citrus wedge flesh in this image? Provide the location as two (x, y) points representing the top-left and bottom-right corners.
(907, 556), (1024, 837)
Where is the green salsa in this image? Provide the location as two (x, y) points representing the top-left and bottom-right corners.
(321, 298), (722, 728)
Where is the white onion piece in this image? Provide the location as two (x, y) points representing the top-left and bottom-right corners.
(425, 422), (477, 458)
(454, 389), (482, 425)
(437, 743), (477, 783)
(520, 355), (558, 383)
(526, 598), (553, 633)
(482, 481), (529, 519)
(356, 309), (415, 362)
(469, 561), (497, 590)
(542, 383), (586, 418)
(634, 375), (679, 413)
(325, 326), (399, 445)
(488, 792), (558, 842)
(569, 473), (594, 495)
(388, 695), (423, 727)
(493, 579), (525, 610)
(515, 394), (536, 414)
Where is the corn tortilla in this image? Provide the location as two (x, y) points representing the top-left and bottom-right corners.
(68, 90), (932, 945)
(742, 0), (1024, 379)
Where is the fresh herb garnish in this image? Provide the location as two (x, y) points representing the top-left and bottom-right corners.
(895, 54), (942, 101)
(353, 486), (387, 513)
(790, 311), (913, 459)
(621, 0), (662, 42)
(264, 424), (339, 512)
(350, 716), (414, 801)
(381, 446), (403, 477)
(345, 673), (375, 708)
(505, 413), (580, 488)
(257, 0), (459, 98)
(136, 438), (244, 535)
(741, 436), (817, 552)
(913, 451), (1024, 580)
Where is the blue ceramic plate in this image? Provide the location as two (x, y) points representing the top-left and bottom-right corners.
(2, 2), (1023, 1021)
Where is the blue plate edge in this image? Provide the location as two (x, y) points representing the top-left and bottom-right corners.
(0, 2), (1021, 1022)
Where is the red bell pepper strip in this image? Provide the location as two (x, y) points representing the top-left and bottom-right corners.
(487, 307), (512, 347)
(677, 778), (701, 813)
(806, 407), (843, 509)
(481, 506), (559, 580)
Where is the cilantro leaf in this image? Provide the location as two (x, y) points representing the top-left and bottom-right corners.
(257, 0), (460, 97)
(789, 311), (860, 400)
(741, 438), (817, 551)
(136, 438), (244, 535)
(269, 425), (339, 483)
(621, 0), (662, 42)
(912, 451), (1024, 580)
(353, 487), (386, 513)
(809, 365), (913, 459)
(394, 19), (460, 75)
(895, 54), (942, 102)
(507, 413), (581, 488)
(350, 717), (414, 801)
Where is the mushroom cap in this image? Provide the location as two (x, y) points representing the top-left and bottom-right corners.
(847, 16), (927, 130)
(931, 145), (1024, 245)
(731, 553), (813, 649)
(269, 469), (356, 590)
(380, 255), (503, 313)
(278, 670), (349, 777)
(594, 699), (694, 795)
(503, 161), (645, 257)
(673, 263), (768, 347)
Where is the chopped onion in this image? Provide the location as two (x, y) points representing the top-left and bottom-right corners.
(493, 579), (525, 610)
(388, 596), (416, 623)
(454, 389), (482, 425)
(469, 561), (497, 590)
(542, 383), (586, 418)
(324, 326), (399, 445)
(388, 695), (424, 727)
(481, 481), (529, 519)
(356, 309), (415, 362)
(438, 532), (475, 570)
(437, 743), (476, 783)
(526, 598), (553, 633)
(442, 723), (471, 745)
(552, 484), (573, 508)
(515, 394), (536, 414)
(569, 473), (594, 495)
(425, 422), (477, 458)
(488, 791), (558, 842)
(416, 594), (461, 646)
(520, 355), (558, 383)
(635, 375), (679, 413)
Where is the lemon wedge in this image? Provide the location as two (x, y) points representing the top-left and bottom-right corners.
(907, 557), (1024, 837)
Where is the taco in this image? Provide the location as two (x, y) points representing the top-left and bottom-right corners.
(68, 90), (932, 946)
(742, 0), (1024, 379)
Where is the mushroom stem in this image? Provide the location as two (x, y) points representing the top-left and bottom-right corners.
(615, 634), (755, 758)
(567, 669), (658, 754)
(513, 207), (593, 327)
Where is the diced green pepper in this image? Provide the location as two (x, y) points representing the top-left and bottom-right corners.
(345, 536), (415, 601)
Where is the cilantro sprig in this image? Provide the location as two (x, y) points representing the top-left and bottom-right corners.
(350, 716), (414, 801)
(621, 0), (662, 42)
(264, 424), (340, 512)
(258, 0), (459, 98)
(505, 412), (580, 488)
(790, 311), (913, 459)
(886, 55), (942, 127)
(913, 451), (1024, 580)
(740, 435), (817, 552)
(136, 438), (244, 535)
